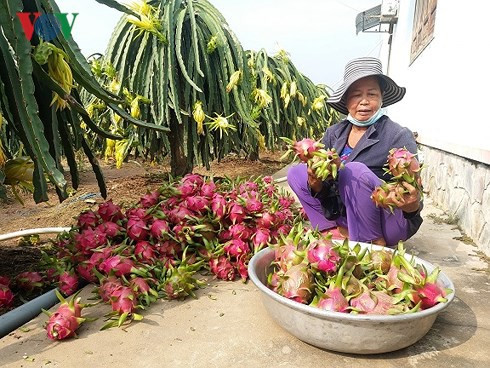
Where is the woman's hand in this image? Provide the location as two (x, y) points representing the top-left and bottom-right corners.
(307, 167), (323, 193)
(387, 181), (421, 213)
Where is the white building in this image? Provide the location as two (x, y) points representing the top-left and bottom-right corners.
(358, 0), (490, 254)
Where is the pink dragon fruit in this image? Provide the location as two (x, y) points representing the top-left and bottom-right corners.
(228, 223), (252, 240)
(316, 288), (349, 313)
(239, 181), (258, 194)
(386, 264), (404, 293)
(210, 194), (227, 219)
(387, 147), (421, 179)
(44, 291), (86, 340)
(278, 265), (314, 304)
(96, 222), (121, 238)
(150, 219), (170, 240)
(307, 239), (341, 273)
(235, 255), (249, 281)
(134, 241), (156, 263)
(412, 282), (448, 310)
(58, 271), (79, 296)
(89, 247), (113, 267)
(278, 196), (295, 209)
(110, 286), (137, 314)
(267, 272), (281, 293)
(291, 138), (322, 162)
(99, 256), (135, 277)
(262, 176), (274, 184)
(98, 276), (123, 302)
(167, 205), (194, 224)
(129, 277), (151, 296)
(126, 218), (149, 241)
(228, 203), (246, 223)
(126, 207), (148, 220)
(98, 200), (123, 222)
(256, 212), (275, 229)
(76, 262), (97, 283)
(0, 284), (14, 309)
(75, 227), (107, 254)
(77, 210), (99, 229)
(252, 228), (270, 250)
(16, 271), (43, 292)
(209, 256), (236, 281)
(224, 239), (250, 258)
(244, 195), (263, 213)
(185, 195), (210, 213)
(140, 191), (160, 208)
(350, 290), (377, 313)
(200, 181), (216, 198)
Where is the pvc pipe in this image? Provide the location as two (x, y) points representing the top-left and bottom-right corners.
(0, 227), (71, 242)
(0, 289), (58, 338)
(0, 227), (71, 338)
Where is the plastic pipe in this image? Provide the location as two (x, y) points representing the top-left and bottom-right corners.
(0, 227), (71, 242)
(0, 227), (70, 338)
(0, 289), (58, 338)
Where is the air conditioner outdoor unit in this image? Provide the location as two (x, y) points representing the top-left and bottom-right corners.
(380, 0), (399, 23)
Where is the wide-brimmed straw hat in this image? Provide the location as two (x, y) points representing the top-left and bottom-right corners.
(327, 57), (406, 115)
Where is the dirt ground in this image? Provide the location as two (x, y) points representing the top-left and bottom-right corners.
(0, 150), (286, 281)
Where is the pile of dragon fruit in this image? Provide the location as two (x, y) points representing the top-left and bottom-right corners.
(268, 224), (452, 314)
(0, 174), (305, 338)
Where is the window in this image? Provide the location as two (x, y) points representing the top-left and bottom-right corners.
(410, 0), (437, 63)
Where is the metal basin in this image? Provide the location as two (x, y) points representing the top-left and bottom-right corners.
(248, 242), (455, 354)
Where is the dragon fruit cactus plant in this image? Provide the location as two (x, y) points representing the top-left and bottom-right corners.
(280, 137), (343, 180)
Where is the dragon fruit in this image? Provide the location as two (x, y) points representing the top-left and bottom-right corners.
(210, 194), (227, 219)
(256, 212), (275, 229)
(134, 241), (156, 263)
(76, 262), (97, 283)
(235, 256), (249, 281)
(200, 181), (216, 198)
(58, 271), (79, 296)
(307, 238), (341, 273)
(44, 290), (86, 340)
(185, 195), (210, 213)
(126, 207), (148, 220)
(209, 256), (236, 281)
(98, 276), (123, 302)
(96, 222), (121, 238)
(0, 284), (14, 309)
(163, 265), (205, 299)
(150, 219), (170, 240)
(140, 191), (160, 208)
(167, 205), (194, 224)
(99, 256), (135, 277)
(126, 218), (149, 241)
(16, 271), (43, 292)
(387, 147), (421, 181)
(224, 239), (250, 258)
(110, 286), (137, 314)
(369, 249), (393, 274)
(228, 223), (252, 240)
(77, 210), (99, 229)
(0, 276), (10, 286)
(98, 200), (123, 222)
(74, 227), (107, 254)
(228, 203), (246, 223)
(252, 228), (270, 251)
(244, 195), (263, 213)
(277, 265), (314, 304)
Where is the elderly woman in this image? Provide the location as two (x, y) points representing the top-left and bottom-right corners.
(287, 57), (423, 246)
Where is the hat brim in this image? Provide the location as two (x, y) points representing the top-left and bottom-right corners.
(327, 74), (406, 115)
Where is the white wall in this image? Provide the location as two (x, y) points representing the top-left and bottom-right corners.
(380, 0), (490, 164)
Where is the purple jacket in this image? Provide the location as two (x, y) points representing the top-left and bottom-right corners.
(320, 115), (423, 238)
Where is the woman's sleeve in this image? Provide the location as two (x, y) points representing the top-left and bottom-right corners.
(392, 127), (417, 154)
